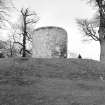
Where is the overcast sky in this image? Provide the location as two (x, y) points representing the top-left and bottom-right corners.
(4, 0), (100, 60)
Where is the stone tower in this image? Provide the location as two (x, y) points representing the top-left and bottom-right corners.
(32, 26), (67, 58)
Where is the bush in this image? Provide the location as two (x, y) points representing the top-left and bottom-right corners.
(0, 53), (5, 58)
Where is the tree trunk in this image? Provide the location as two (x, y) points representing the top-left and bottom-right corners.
(98, 1), (105, 62)
(100, 40), (105, 62)
(22, 33), (26, 57)
(99, 26), (105, 62)
(22, 15), (27, 57)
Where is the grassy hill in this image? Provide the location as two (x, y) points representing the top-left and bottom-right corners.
(0, 58), (105, 105)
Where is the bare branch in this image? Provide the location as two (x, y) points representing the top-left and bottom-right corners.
(25, 49), (31, 54)
(77, 19), (100, 41)
(19, 48), (23, 54)
(26, 12), (37, 16)
(21, 8), (25, 16)
(26, 19), (39, 24)
(26, 32), (32, 42)
(14, 41), (23, 46)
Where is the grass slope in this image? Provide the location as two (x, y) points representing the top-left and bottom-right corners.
(0, 58), (105, 105)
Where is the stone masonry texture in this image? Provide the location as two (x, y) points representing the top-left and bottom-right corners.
(32, 26), (67, 58)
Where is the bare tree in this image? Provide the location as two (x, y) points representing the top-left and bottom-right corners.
(0, 0), (19, 57)
(11, 8), (39, 57)
(77, 0), (105, 62)
(0, 39), (18, 57)
(7, 33), (19, 57)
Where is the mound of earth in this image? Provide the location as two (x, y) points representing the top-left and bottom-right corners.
(0, 58), (105, 105)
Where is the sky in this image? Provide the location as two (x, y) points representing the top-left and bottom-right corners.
(3, 0), (100, 60)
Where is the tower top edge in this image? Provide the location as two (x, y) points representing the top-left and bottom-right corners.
(34, 26), (67, 32)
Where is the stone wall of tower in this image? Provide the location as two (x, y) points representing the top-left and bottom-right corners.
(32, 26), (67, 58)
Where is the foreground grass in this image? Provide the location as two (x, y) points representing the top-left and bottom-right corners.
(0, 58), (105, 105)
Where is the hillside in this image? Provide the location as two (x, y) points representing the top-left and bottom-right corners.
(0, 58), (105, 105)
